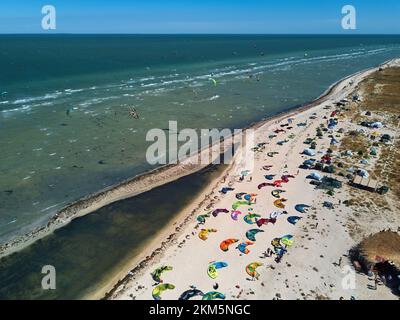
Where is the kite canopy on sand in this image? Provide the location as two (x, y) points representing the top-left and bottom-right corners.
(274, 198), (287, 209)
(151, 265), (173, 283)
(235, 192), (246, 200)
(281, 235), (294, 247)
(197, 212), (210, 224)
(179, 288), (204, 300)
(236, 241), (254, 254)
(246, 229), (265, 242)
(231, 210), (243, 221)
(244, 213), (261, 225)
(246, 262), (263, 279)
(220, 238), (239, 252)
(202, 291), (226, 300)
(353, 230), (400, 270)
(199, 228), (217, 241)
(271, 189), (285, 198)
(152, 283), (175, 300)
(207, 262), (228, 279)
(232, 200), (251, 210)
(212, 208), (229, 217)
(270, 210), (287, 219)
(287, 216), (302, 225)
(295, 204), (311, 213)
(256, 218), (277, 228)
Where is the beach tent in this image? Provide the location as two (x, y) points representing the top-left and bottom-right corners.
(356, 169), (369, 178)
(220, 239), (239, 252)
(317, 177), (343, 190)
(370, 147), (378, 156)
(303, 149), (316, 156)
(307, 172), (322, 181)
(152, 283), (175, 300)
(246, 229), (265, 242)
(323, 201), (334, 209)
(151, 265), (173, 283)
(371, 122), (383, 128)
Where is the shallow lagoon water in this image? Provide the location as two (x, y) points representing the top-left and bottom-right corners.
(0, 165), (226, 299)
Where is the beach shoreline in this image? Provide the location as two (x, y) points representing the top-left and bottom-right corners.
(0, 59), (394, 258)
(0, 59), (397, 294)
(102, 58), (399, 300)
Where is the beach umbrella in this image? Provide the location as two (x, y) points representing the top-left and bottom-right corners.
(355, 231), (400, 270)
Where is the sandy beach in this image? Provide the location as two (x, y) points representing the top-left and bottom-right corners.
(106, 59), (400, 301)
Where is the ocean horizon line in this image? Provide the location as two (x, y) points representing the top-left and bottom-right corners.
(1, 33), (400, 36)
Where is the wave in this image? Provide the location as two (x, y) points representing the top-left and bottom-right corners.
(1, 44), (398, 115)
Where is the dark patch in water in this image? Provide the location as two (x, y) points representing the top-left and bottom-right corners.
(0, 165), (225, 300)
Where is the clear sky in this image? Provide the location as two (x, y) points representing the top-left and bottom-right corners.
(0, 0), (399, 34)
